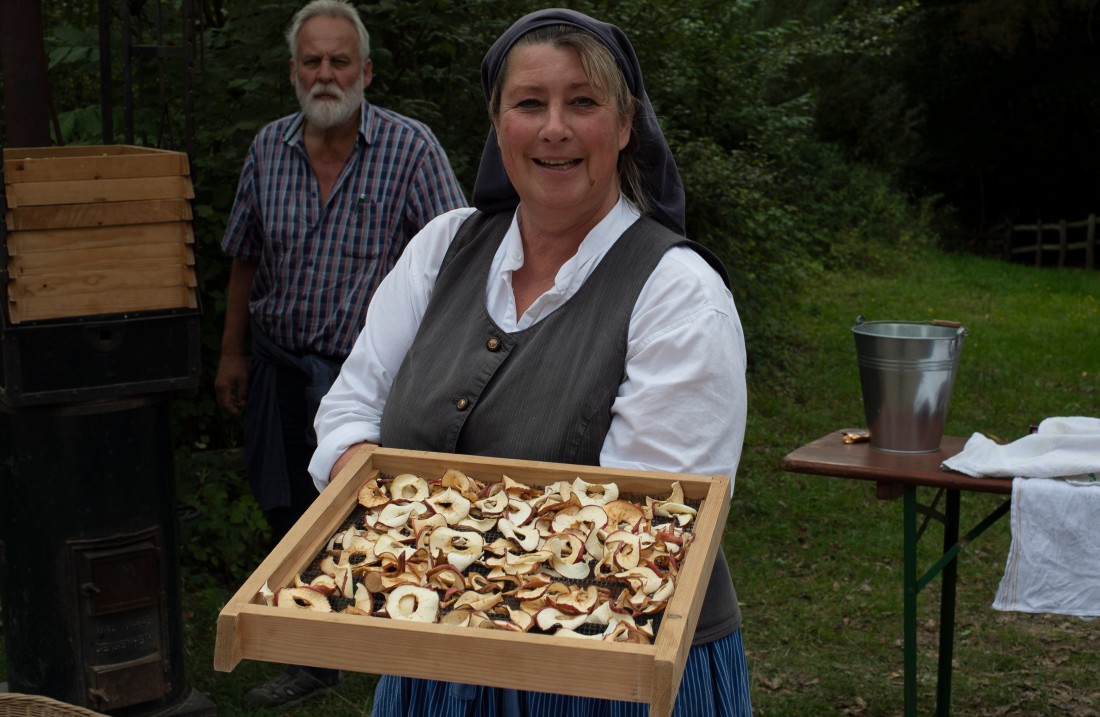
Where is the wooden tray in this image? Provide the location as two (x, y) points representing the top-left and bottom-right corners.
(214, 447), (731, 717)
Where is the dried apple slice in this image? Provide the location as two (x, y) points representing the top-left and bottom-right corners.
(615, 566), (663, 594)
(343, 582), (374, 616)
(330, 562), (354, 599)
(441, 468), (484, 500)
(377, 501), (429, 528)
(535, 493), (580, 517)
(553, 561), (590, 580)
(593, 553), (618, 580)
(655, 501), (697, 527)
(604, 620), (652, 643)
(425, 564), (465, 592)
(604, 500), (645, 532)
(605, 530), (642, 570)
(655, 529), (685, 554)
(426, 487), (471, 525)
(544, 533), (585, 564)
(373, 533), (416, 560)
(583, 526), (606, 564)
(571, 477), (619, 506)
(512, 576), (552, 601)
(500, 549), (552, 577)
(357, 478), (389, 509)
(503, 607), (535, 632)
(542, 480), (573, 502)
(341, 532), (378, 565)
(501, 474), (534, 497)
(484, 537), (515, 556)
(307, 573), (336, 596)
(504, 498), (534, 526)
(386, 584), (440, 622)
(474, 485), (509, 515)
(456, 515), (497, 533)
(389, 473), (429, 501)
(440, 607), (474, 627)
(318, 554), (339, 577)
(273, 586), (332, 612)
(453, 589), (501, 612)
(585, 600), (636, 627)
(411, 512), (448, 536)
(575, 505), (610, 533)
(545, 533), (589, 580)
(498, 518), (541, 551)
(428, 527), (485, 572)
(535, 607), (589, 631)
(259, 582), (275, 606)
(550, 585), (599, 615)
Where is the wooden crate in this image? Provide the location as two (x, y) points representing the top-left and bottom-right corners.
(215, 447), (731, 717)
(3, 145), (197, 324)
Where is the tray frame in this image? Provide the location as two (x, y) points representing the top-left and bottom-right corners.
(214, 447), (731, 717)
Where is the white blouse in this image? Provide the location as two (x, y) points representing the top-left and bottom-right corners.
(309, 198), (747, 494)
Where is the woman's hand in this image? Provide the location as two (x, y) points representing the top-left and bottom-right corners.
(330, 441), (378, 482)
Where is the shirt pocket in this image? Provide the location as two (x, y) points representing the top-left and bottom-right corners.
(340, 197), (385, 260)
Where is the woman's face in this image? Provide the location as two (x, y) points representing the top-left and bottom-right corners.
(493, 43), (632, 224)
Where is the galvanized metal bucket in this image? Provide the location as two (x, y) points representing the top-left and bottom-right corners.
(852, 317), (968, 453)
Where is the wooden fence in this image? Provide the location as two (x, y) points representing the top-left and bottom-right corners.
(1004, 214), (1096, 269)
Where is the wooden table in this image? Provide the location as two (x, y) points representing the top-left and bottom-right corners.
(780, 430), (1012, 717)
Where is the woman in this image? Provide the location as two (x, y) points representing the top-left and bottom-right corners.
(309, 8), (751, 716)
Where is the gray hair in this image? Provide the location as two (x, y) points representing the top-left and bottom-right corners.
(286, 0), (371, 63)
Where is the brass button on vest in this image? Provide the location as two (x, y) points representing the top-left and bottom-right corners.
(486, 337), (501, 351)
(454, 397), (469, 410)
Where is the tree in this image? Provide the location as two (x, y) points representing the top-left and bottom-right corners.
(0, 0), (53, 146)
(28, 0), (942, 449)
(810, 0), (1100, 238)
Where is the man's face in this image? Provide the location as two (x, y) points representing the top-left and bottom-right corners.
(290, 15), (372, 129)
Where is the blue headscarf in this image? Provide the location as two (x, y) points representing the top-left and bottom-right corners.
(471, 8), (687, 236)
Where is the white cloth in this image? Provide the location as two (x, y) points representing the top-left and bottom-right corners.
(941, 417), (1100, 617)
(941, 416), (1100, 481)
(993, 477), (1100, 617)
(308, 198), (748, 493)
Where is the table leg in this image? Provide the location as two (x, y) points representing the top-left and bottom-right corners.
(936, 489), (961, 716)
(903, 485), (918, 717)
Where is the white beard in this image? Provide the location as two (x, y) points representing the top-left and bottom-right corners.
(296, 74), (363, 129)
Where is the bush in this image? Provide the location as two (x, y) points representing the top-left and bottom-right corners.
(175, 448), (270, 590)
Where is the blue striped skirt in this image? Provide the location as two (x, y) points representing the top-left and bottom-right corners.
(370, 628), (752, 717)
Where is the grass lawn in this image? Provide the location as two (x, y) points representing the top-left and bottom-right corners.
(2, 246), (1097, 716)
(736, 248), (1098, 716)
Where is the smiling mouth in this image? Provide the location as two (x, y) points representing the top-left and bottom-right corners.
(534, 158), (581, 170)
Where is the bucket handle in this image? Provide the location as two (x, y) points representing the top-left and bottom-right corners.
(933, 319), (969, 356)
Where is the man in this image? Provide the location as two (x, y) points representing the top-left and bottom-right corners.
(214, 0), (466, 707)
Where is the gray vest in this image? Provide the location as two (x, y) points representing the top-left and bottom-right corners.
(380, 211), (741, 643)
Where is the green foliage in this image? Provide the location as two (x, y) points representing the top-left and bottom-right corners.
(175, 448), (270, 590)
(29, 0), (947, 450)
